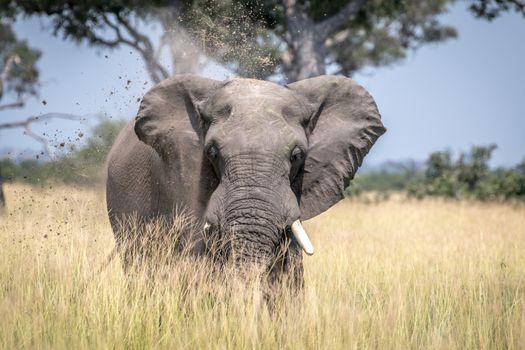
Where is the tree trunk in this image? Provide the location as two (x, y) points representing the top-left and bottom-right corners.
(283, 1), (327, 83)
(158, 7), (204, 76)
(0, 171), (5, 210)
(166, 24), (204, 74)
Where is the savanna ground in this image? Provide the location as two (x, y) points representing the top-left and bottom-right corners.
(0, 183), (524, 349)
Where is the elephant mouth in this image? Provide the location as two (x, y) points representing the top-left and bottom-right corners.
(203, 220), (314, 257)
(202, 220), (313, 278)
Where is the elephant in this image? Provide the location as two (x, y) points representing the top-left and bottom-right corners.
(106, 74), (385, 287)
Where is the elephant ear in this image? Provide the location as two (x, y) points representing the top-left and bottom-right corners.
(288, 75), (386, 220)
(134, 74), (221, 153)
(134, 75), (222, 213)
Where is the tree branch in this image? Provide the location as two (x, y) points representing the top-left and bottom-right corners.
(316, 0), (366, 37)
(85, 28), (121, 47)
(0, 113), (83, 160)
(0, 54), (31, 111)
(114, 13), (169, 82)
(85, 13), (169, 83)
(155, 32), (168, 66)
(0, 99), (26, 111)
(0, 54), (21, 100)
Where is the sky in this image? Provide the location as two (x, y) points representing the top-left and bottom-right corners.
(0, 3), (524, 167)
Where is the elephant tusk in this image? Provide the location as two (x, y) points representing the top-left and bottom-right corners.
(203, 222), (211, 231)
(291, 220), (314, 256)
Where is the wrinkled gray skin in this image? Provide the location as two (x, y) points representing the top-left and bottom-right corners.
(106, 74), (385, 286)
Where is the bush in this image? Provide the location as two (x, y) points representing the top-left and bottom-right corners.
(407, 145), (525, 201)
(347, 145), (525, 202)
(3, 131), (525, 202)
(0, 118), (127, 185)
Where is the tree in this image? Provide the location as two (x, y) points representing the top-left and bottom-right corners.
(3, 0), (523, 81)
(1, 0), (461, 83)
(0, 22), (83, 208)
(0, 21), (40, 110)
(407, 144), (525, 201)
(0, 118), (127, 185)
(468, 0), (525, 20)
(456, 144), (497, 193)
(0, 20), (41, 209)
(0, 168), (4, 209)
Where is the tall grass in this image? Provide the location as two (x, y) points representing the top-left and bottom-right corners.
(1, 184), (524, 349)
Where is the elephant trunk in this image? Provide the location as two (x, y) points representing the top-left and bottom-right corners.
(223, 192), (285, 270)
(218, 153), (297, 272)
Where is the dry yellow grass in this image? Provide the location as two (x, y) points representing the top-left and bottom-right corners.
(1, 183), (524, 349)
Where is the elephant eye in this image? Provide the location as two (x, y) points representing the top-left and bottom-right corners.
(290, 146), (305, 163)
(207, 144), (219, 160)
(215, 104), (232, 118)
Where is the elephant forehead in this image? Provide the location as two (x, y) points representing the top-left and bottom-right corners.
(207, 79), (309, 120)
(216, 108), (295, 139)
(207, 80), (307, 151)
(211, 108), (303, 156)
(215, 79), (296, 103)
(223, 77), (286, 91)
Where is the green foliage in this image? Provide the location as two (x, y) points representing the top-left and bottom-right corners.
(345, 160), (424, 198)
(3, 125), (524, 202)
(346, 169), (420, 197)
(0, 21), (40, 99)
(182, 0), (282, 78)
(7, 1), (521, 82)
(0, 0), (459, 79)
(182, 0), (456, 78)
(346, 145), (525, 202)
(189, 0), (457, 77)
(327, 0), (457, 76)
(0, 118), (127, 185)
(408, 145), (525, 200)
(469, 0), (525, 20)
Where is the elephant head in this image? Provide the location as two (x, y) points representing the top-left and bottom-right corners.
(134, 74), (385, 276)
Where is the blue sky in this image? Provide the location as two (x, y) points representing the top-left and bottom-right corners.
(1, 3), (524, 166)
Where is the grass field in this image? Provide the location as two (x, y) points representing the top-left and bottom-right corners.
(1, 183), (524, 349)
